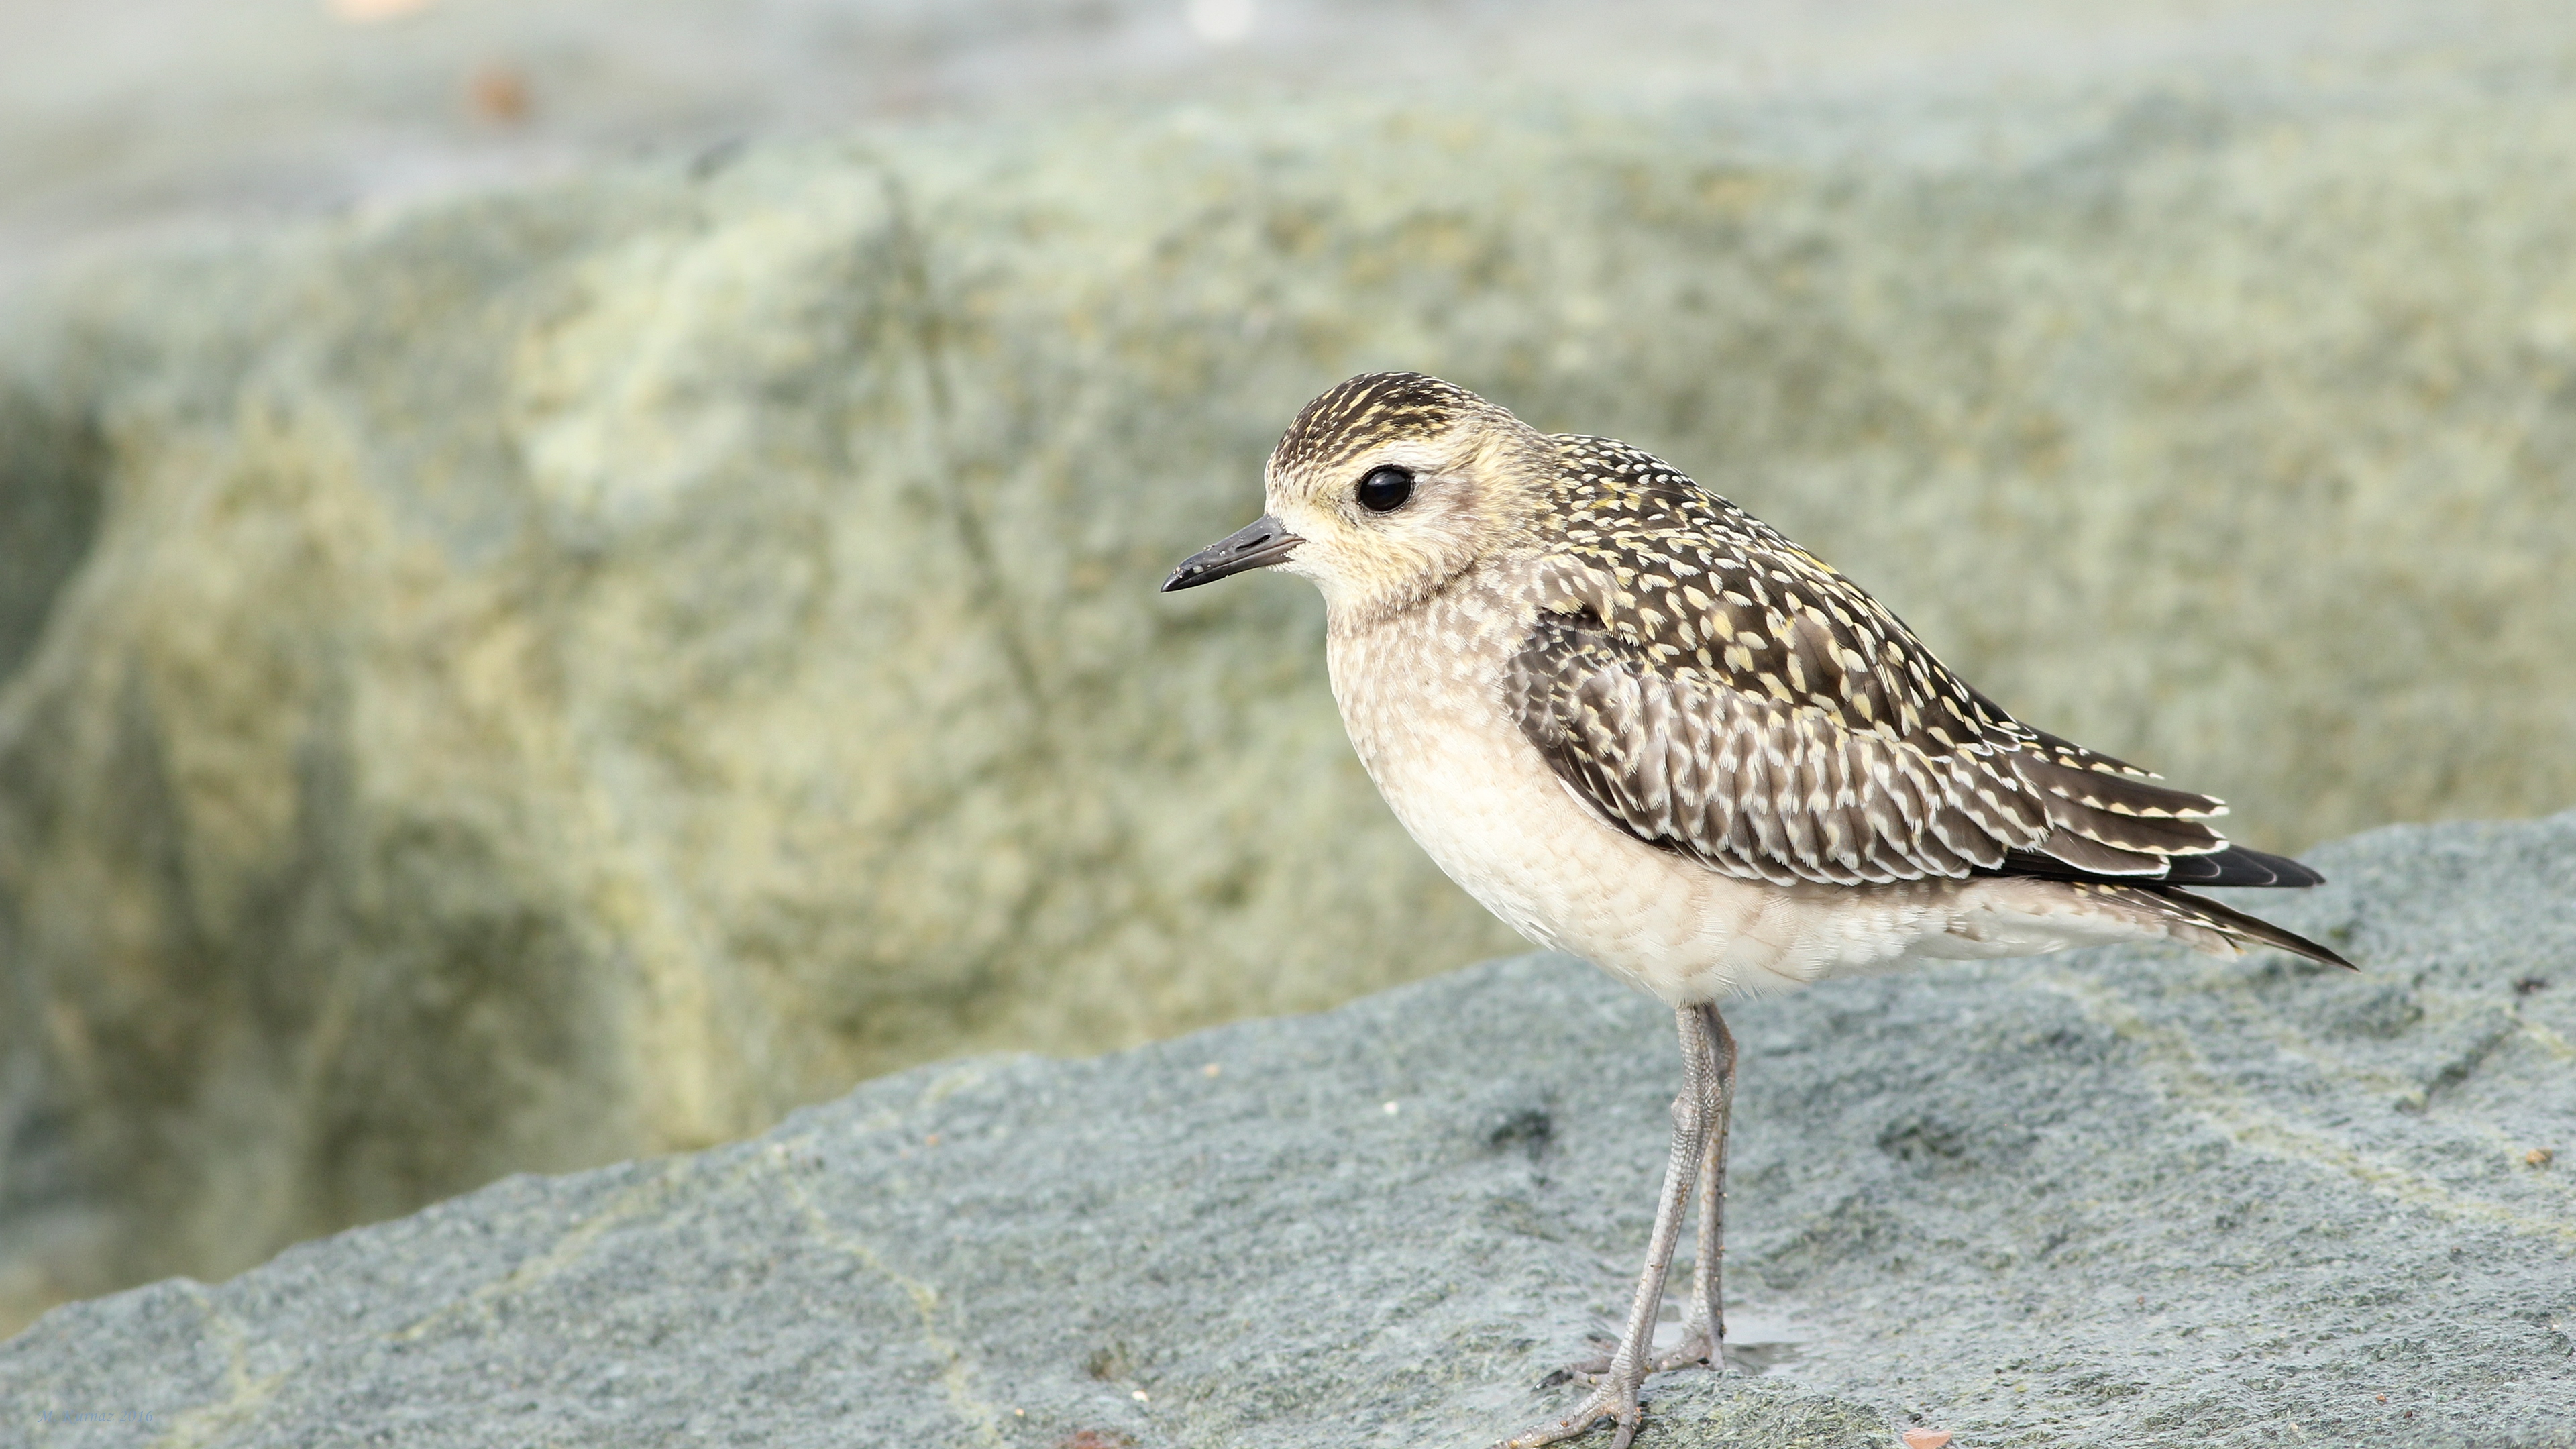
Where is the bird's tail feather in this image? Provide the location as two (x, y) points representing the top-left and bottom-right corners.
(2130, 884), (2354, 969)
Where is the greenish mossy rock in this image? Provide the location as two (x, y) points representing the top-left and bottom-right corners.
(7, 66), (2576, 1328)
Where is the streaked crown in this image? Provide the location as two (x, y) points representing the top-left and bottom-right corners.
(1269, 372), (1483, 475)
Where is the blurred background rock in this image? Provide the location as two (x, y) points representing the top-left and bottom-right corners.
(3, 0), (2573, 1336)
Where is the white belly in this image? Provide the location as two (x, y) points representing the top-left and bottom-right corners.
(1326, 609), (2156, 1004)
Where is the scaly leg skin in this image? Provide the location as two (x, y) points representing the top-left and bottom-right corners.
(1497, 1006), (1715, 1449)
(1560, 1006), (1737, 1379)
(1654, 1005), (1736, 1373)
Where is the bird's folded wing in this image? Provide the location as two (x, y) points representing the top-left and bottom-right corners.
(1503, 547), (2233, 889)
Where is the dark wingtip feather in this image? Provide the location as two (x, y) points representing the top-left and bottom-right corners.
(2159, 845), (2326, 889)
(1990, 841), (2328, 890)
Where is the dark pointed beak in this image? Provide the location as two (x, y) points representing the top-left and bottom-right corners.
(1161, 515), (1304, 592)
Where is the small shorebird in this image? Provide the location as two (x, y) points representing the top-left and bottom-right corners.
(1163, 372), (2349, 1448)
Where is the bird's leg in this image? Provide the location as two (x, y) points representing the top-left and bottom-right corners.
(1654, 1004), (1736, 1373)
(1499, 1006), (1715, 1449)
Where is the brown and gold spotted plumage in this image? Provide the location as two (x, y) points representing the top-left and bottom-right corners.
(1195, 369), (2341, 968)
(1506, 431), (2314, 893)
(1167, 371), (2352, 1449)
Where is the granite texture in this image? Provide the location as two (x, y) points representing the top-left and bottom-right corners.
(3, 812), (2570, 1446)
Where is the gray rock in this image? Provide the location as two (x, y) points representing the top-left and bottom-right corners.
(13, 56), (2576, 1330)
(5, 812), (2570, 1446)
(0, 1), (2526, 293)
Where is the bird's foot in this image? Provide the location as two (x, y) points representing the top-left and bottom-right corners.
(1556, 1325), (1725, 1382)
(1648, 1329), (1725, 1375)
(1512, 1332), (1719, 1448)
(1493, 1371), (1648, 1449)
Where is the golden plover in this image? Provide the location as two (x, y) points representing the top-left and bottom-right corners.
(1163, 372), (2349, 1449)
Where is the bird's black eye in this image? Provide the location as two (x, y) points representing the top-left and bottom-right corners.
(1355, 466), (1413, 513)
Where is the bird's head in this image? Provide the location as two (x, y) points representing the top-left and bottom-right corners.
(1163, 372), (1552, 621)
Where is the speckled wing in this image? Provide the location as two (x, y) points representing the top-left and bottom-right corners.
(1505, 438), (2250, 890)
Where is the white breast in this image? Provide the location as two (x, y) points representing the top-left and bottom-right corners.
(1321, 580), (2146, 1003)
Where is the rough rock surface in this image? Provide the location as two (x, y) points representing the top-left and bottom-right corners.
(11, 60), (2576, 1326)
(5, 812), (2571, 1446)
